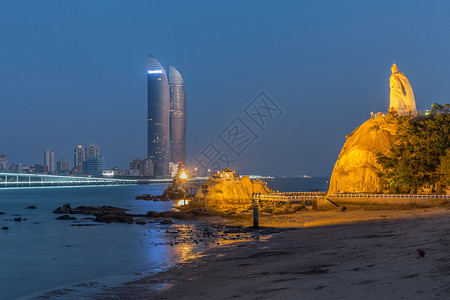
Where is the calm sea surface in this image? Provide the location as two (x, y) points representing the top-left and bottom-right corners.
(0, 177), (328, 299)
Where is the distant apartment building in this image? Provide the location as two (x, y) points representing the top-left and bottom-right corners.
(57, 159), (70, 174)
(74, 145), (85, 170)
(44, 150), (55, 173)
(34, 164), (48, 174)
(0, 154), (11, 172)
(85, 143), (100, 159)
(129, 158), (154, 177)
(82, 156), (104, 176)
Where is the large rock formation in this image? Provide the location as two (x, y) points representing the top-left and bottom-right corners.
(194, 168), (272, 205)
(328, 115), (399, 194)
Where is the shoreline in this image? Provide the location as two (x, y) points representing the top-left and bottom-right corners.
(87, 206), (450, 299)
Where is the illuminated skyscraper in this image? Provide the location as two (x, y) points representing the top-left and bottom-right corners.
(147, 54), (170, 175)
(167, 65), (186, 166)
(44, 150), (55, 173)
(74, 145), (85, 170)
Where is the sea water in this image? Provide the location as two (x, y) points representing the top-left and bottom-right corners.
(0, 178), (328, 299)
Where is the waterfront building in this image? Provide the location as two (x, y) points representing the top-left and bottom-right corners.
(57, 159), (70, 174)
(74, 145), (85, 170)
(82, 156), (104, 176)
(44, 150), (55, 173)
(167, 65), (186, 166)
(147, 54), (170, 176)
(85, 143), (100, 159)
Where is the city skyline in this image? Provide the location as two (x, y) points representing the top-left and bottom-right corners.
(1, 1), (450, 176)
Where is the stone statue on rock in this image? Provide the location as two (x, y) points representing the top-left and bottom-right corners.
(389, 63), (417, 116)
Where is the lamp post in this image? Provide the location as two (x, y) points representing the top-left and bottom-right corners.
(201, 184), (209, 211)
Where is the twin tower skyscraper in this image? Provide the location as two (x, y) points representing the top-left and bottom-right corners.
(147, 54), (186, 176)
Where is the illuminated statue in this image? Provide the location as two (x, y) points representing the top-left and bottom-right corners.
(389, 63), (417, 116)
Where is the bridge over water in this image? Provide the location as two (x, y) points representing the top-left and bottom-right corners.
(0, 173), (206, 189)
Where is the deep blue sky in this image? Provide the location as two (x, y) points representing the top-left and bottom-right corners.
(1, 0), (450, 177)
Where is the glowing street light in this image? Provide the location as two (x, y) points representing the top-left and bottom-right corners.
(179, 171), (188, 180)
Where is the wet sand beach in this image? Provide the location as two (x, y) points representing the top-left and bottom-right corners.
(92, 207), (450, 299)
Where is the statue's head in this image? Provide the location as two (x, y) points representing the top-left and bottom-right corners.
(391, 63), (399, 74)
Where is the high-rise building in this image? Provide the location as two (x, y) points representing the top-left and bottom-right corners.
(167, 65), (186, 166)
(85, 143), (100, 159)
(82, 156), (104, 176)
(0, 154), (11, 172)
(74, 145), (85, 169)
(57, 159), (70, 173)
(44, 150), (55, 173)
(147, 54), (170, 175)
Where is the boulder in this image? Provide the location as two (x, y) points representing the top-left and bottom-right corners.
(194, 175), (272, 206)
(26, 206), (37, 209)
(53, 204), (72, 214)
(328, 115), (399, 194)
(1, 227), (8, 230)
(146, 211), (160, 218)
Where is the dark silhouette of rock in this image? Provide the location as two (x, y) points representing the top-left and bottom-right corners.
(14, 217), (22, 222)
(0, 212), (5, 215)
(159, 211), (175, 218)
(160, 219), (173, 225)
(146, 211), (160, 218)
(53, 204), (72, 214)
(56, 214), (77, 220)
(136, 194), (153, 200)
(26, 206), (37, 209)
(135, 219), (147, 225)
(95, 213), (134, 224)
(1, 227), (8, 230)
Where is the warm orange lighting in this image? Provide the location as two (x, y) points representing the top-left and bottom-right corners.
(180, 171), (188, 180)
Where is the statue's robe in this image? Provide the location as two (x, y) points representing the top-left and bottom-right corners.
(389, 68), (417, 116)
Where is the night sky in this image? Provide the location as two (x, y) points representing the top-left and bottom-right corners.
(1, 0), (450, 177)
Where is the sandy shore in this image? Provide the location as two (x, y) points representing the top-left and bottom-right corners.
(88, 207), (450, 299)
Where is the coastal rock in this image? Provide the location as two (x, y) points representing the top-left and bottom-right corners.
(26, 206), (37, 209)
(135, 194), (153, 200)
(159, 211), (175, 218)
(53, 204), (72, 214)
(160, 219), (173, 225)
(14, 217), (22, 222)
(1, 227), (8, 230)
(95, 214), (134, 224)
(194, 174), (272, 206)
(146, 211), (160, 218)
(328, 115), (399, 194)
(0, 212), (4, 215)
(56, 214), (77, 220)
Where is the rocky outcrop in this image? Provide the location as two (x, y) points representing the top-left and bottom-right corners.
(53, 204), (134, 224)
(328, 115), (399, 194)
(194, 175), (272, 205)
